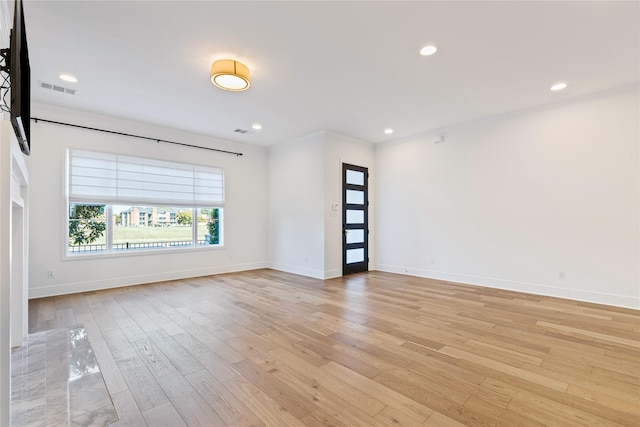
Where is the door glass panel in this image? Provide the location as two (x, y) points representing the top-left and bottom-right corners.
(346, 248), (365, 264)
(346, 190), (364, 205)
(346, 209), (364, 224)
(346, 229), (365, 244)
(346, 170), (364, 186)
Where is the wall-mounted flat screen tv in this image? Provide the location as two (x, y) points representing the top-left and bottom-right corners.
(9, 0), (30, 155)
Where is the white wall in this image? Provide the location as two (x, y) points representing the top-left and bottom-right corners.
(0, 3), (10, 423)
(267, 130), (374, 279)
(10, 139), (28, 348)
(268, 132), (326, 278)
(0, 121), (12, 427)
(0, 117), (29, 425)
(28, 103), (268, 298)
(1, 1), (29, 422)
(375, 86), (640, 309)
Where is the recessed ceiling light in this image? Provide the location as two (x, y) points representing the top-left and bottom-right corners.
(59, 74), (78, 83)
(384, 128), (394, 135)
(252, 123), (262, 130)
(419, 45), (438, 56)
(550, 82), (567, 91)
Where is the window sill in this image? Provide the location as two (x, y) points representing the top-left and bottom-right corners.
(62, 244), (225, 261)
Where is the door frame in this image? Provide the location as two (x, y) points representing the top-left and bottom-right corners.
(342, 163), (369, 275)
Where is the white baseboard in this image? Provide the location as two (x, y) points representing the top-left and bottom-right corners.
(266, 262), (326, 280)
(30, 261), (638, 310)
(323, 269), (342, 280)
(29, 262), (268, 299)
(373, 263), (639, 310)
(267, 263), (342, 280)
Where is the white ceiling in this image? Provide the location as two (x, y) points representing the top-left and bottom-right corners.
(20, 0), (640, 147)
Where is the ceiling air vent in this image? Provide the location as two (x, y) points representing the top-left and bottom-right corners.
(38, 81), (76, 95)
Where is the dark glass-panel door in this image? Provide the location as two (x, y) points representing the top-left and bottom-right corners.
(342, 163), (368, 275)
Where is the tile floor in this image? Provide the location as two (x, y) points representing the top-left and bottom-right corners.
(11, 326), (118, 426)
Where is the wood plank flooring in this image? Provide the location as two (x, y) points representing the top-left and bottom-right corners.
(27, 269), (640, 426)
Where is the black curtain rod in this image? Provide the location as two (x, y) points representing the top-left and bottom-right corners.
(31, 117), (243, 157)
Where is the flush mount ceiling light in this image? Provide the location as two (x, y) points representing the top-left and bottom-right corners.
(419, 45), (438, 56)
(384, 128), (394, 135)
(210, 59), (250, 91)
(550, 82), (567, 91)
(252, 123), (262, 130)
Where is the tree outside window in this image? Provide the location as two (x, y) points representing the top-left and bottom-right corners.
(208, 208), (220, 244)
(176, 210), (192, 225)
(68, 204), (106, 247)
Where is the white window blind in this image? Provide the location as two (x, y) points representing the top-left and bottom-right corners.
(68, 149), (224, 207)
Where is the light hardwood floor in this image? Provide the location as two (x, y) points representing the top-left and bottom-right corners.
(28, 269), (639, 426)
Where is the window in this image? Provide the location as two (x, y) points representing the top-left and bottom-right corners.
(66, 149), (224, 256)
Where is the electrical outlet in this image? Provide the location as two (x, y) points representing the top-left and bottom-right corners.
(47, 270), (55, 278)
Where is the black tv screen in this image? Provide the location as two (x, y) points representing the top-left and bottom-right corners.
(9, 0), (30, 155)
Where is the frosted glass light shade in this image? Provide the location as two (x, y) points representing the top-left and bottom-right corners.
(210, 60), (251, 91)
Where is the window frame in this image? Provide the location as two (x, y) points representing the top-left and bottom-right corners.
(64, 204), (224, 260)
